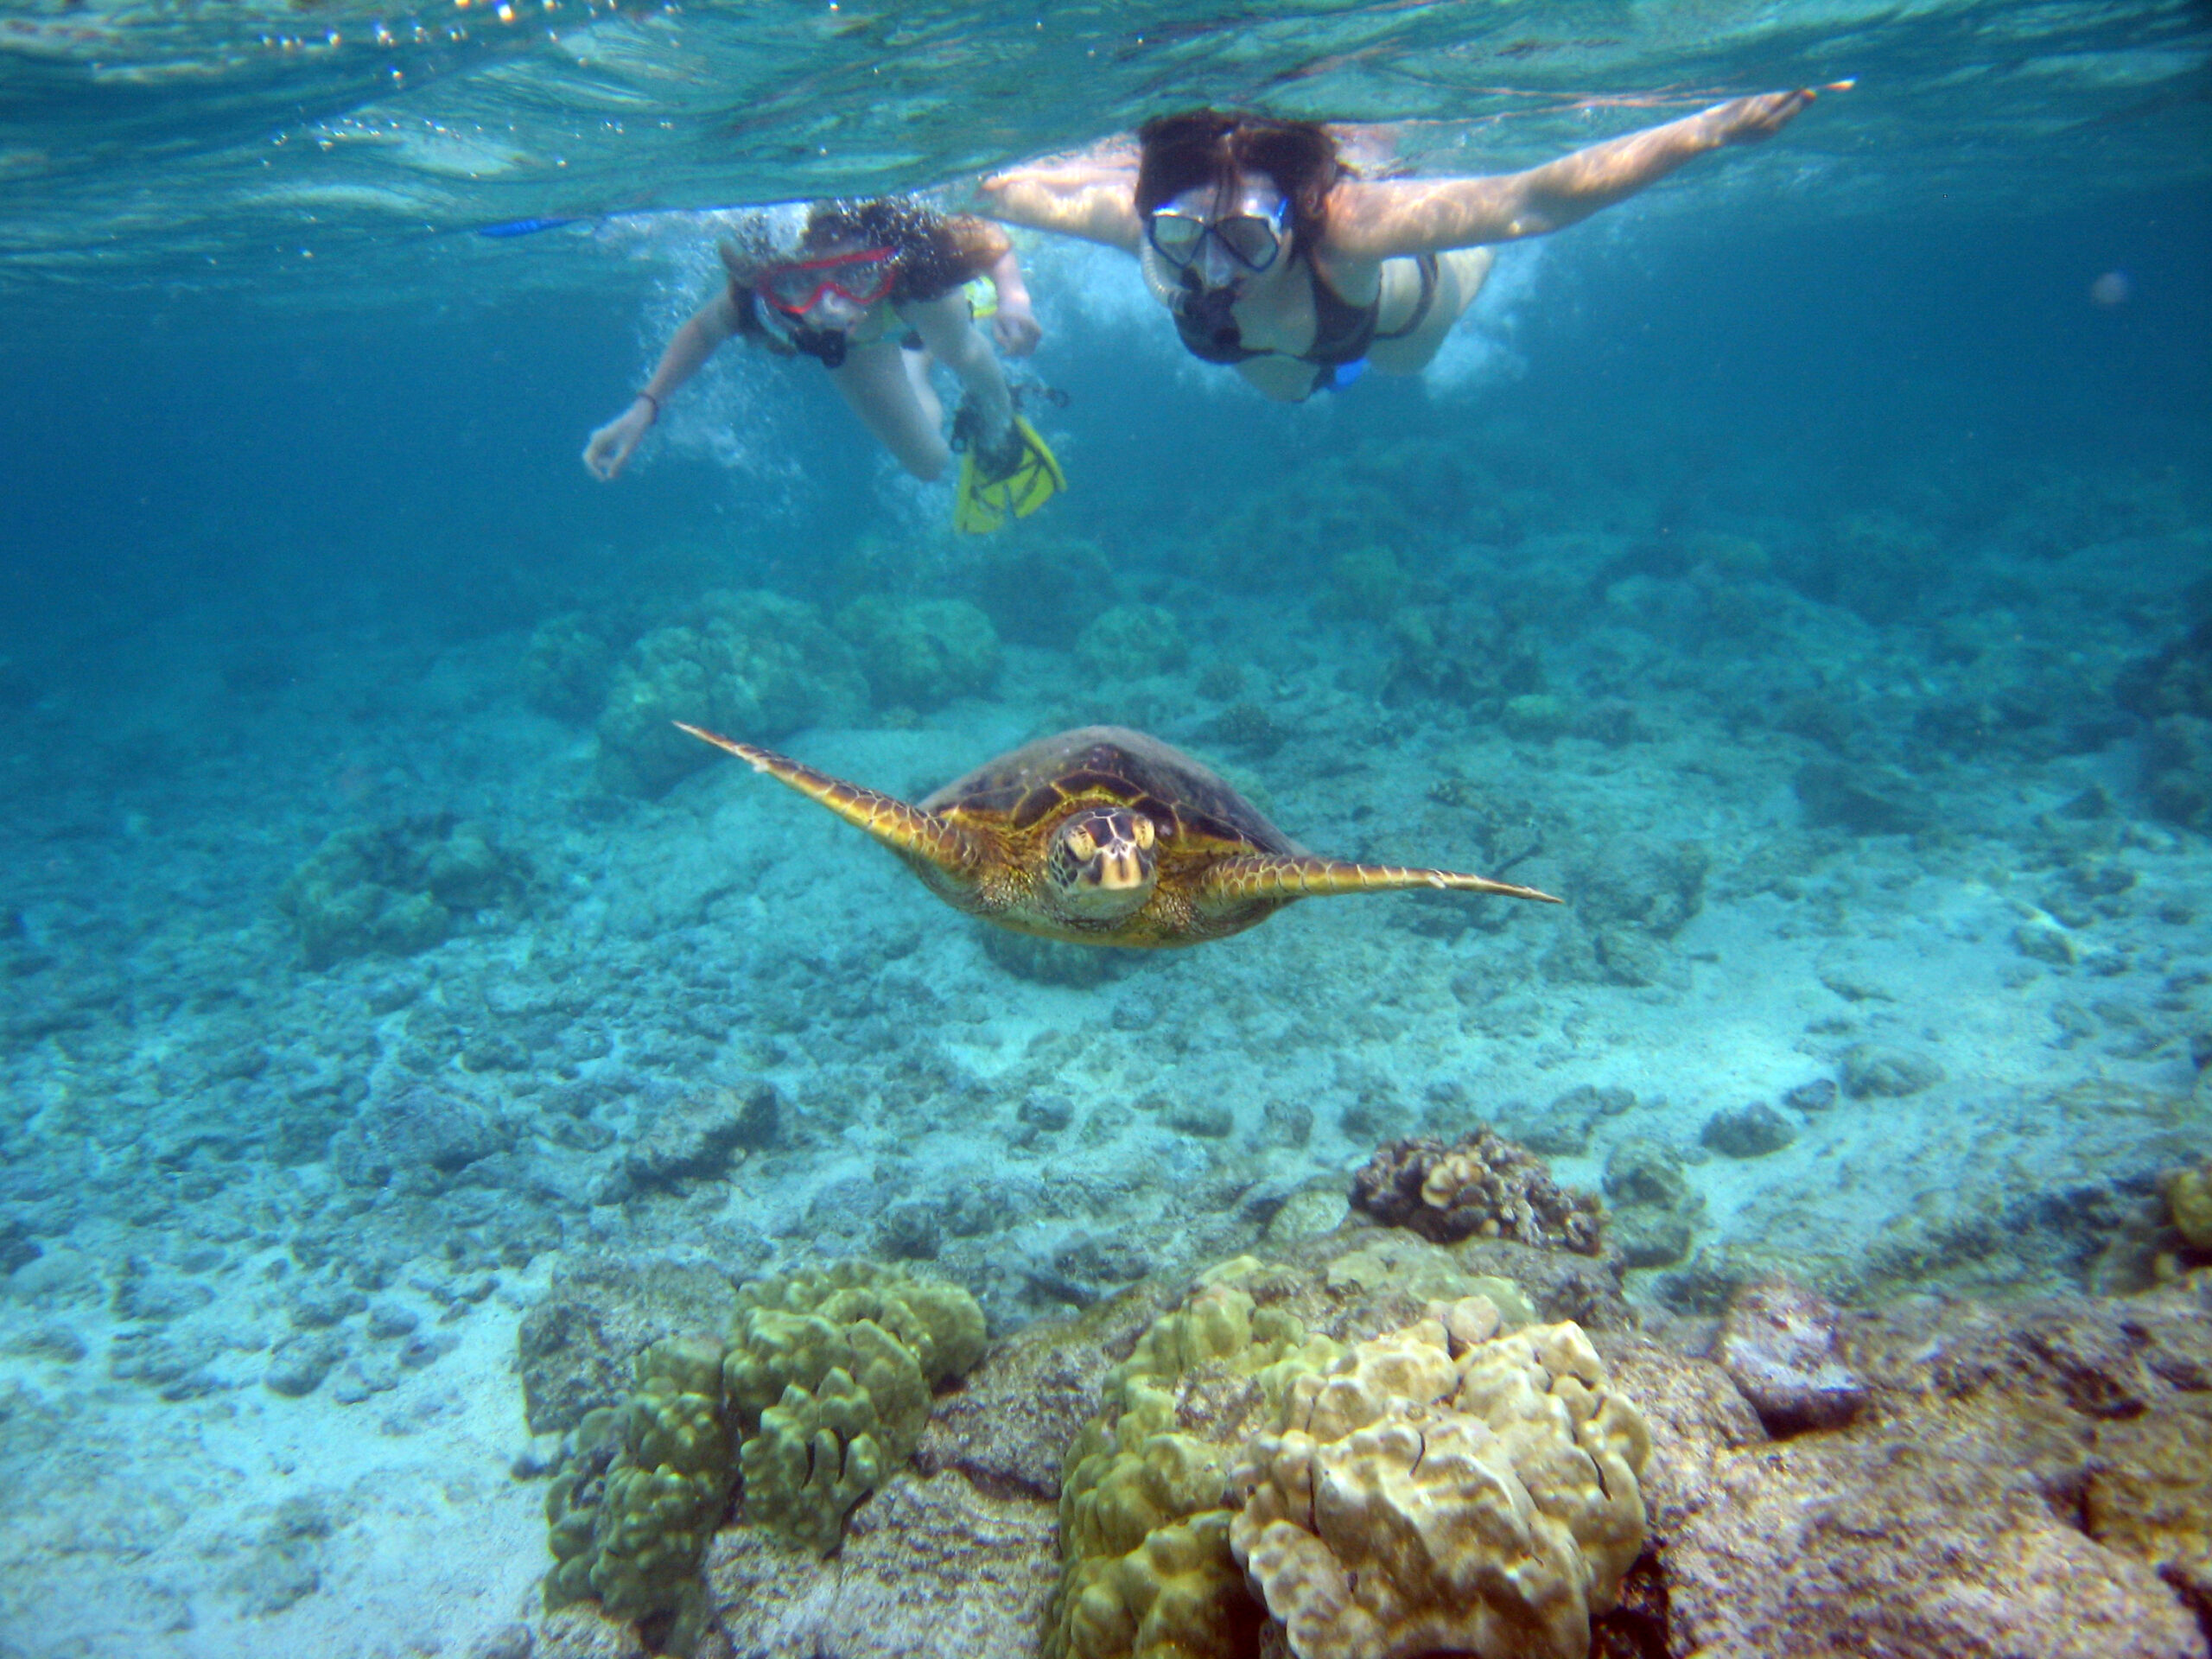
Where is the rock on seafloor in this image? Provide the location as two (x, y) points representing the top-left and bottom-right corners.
(1642, 1279), (2212, 1659)
(1713, 1276), (1866, 1433)
(699, 1470), (1058, 1659)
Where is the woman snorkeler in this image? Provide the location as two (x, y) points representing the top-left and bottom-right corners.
(583, 197), (1064, 530)
(980, 89), (1828, 402)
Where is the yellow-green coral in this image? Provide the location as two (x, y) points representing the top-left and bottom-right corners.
(1230, 1312), (1651, 1659)
(2161, 1157), (2212, 1251)
(543, 1263), (985, 1646)
(723, 1262), (986, 1555)
(1046, 1262), (1342, 1659)
(544, 1338), (732, 1646)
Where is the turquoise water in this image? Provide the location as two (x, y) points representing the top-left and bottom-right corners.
(1, 3), (2209, 1655)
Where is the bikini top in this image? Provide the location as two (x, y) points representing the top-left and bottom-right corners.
(1171, 253), (1437, 391)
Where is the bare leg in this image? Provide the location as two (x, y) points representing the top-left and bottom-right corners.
(827, 339), (953, 480)
(901, 343), (943, 429)
(1367, 248), (1495, 375)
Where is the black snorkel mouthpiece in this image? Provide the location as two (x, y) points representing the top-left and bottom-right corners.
(788, 323), (849, 368)
(1178, 269), (1243, 354)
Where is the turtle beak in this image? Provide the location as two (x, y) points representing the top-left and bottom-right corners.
(1052, 810), (1158, 920)
(1088, 843), (1150, 893)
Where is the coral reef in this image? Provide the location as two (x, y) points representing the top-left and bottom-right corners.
(1382, 598), (1541, 716)
(1601, 1141), (1699, 1282)
(1500, 691), (1572, 741)
(982, 925), (1145, 988)
(1837, 1041), (1946, 1099)
(594, 589), (867, 795)
(835, 595), (1001, 710)
(276, 813), (522, 969)
(595, 1083), (783, 1205)
(519, 1255), (747, 1439)
(1796, 507), (1944, 625)
(524, 611), (632, 723)
(698, 1470), (1059, 1659)
(2117, 613), (2212, 723)
(1074, 604), (1188, 680)
(1349, 1129), (1603, 1254)
(327, 1080), (514, 1197)
(1201, 701), (1287, 758)
(1230, 1308), (1649, 1659)
(1792, 760), (1934, 836)
(959, 534), (1116, 647)
(524, 1233), (2212, 1659)
(1541, 835), (1710, 988)
(1326, 546), (1407, 623)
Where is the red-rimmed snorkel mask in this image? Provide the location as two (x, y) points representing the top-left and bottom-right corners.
(754, 246), (900, 316)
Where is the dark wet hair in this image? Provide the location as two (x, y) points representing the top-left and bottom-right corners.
(1134, 111), (1344, 251)
(801, 199), (1008, 303)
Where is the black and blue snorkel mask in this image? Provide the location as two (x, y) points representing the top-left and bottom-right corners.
(1144, 195), (1292, 276)
(1139, 194), (1292, 355)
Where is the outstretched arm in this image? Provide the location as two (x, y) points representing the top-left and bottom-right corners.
(583, 272), (741, 480)
(978, 149), (1146, 253)
(982, 246), (1042, 356)
(1323, 87), (1826, 262)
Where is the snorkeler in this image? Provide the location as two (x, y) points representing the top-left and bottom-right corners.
(582, 198), (1065, 531)
(979, 90), (1827, 402)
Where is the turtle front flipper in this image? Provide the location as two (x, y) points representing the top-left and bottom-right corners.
(1198, 854), (1561, 914)
(676, 725), (983, 879)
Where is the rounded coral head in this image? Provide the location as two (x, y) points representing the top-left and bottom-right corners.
(1046, 806), (1158, 922)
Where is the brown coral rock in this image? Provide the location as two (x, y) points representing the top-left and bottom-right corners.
(1665, 1428), (2202, 1659)
(1349, 1129), (1604, 1255)
(2091, 1387), (2212, 1619)
(702, 1468), (1058, 1659)
(1654, 1282), (2212, 1659)
(1713, 1277), (1866, 1433)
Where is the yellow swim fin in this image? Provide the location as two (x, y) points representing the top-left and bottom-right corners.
(954, 416), (1066, 535)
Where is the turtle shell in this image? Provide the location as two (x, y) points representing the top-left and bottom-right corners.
(921, 726), (1306, 861)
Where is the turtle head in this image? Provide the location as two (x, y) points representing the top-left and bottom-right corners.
(1046, 806), (1159, 923)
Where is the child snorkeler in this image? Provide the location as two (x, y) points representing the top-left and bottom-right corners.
(584, 197), (1064, 531)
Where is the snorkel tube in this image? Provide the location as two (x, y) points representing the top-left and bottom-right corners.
(1140, 238), (1244, 354)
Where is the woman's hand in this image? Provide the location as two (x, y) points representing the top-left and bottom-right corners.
(991, 294), (1043, 356)
(1704, 86), (1827, 147)
(582, 398), (656, 480)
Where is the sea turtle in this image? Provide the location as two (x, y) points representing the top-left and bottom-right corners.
(677, 722), (1560, 947)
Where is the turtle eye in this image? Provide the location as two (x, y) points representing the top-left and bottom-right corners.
(1064, 825), (1097, 860)
(1130, 816), (1157, 850)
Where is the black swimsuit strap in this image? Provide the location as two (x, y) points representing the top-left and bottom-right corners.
(1371, 253), (1440, 344)
(1300, 259), (1378, 367)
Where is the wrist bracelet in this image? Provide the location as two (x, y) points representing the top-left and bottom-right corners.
(637, 391), (661, 423)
